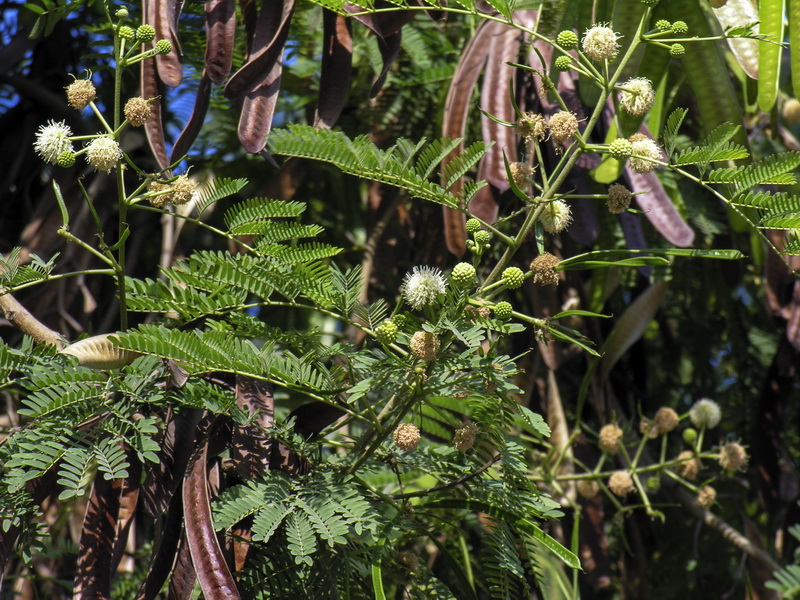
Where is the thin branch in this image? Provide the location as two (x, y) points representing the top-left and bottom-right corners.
(0, 292), (65, 348)
(391, 454), (501, 499)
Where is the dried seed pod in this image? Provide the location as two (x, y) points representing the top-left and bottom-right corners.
(60, 334), (138, 370)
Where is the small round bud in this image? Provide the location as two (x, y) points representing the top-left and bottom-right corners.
(676, 450), (701, 480)
(582, 24), (620, 62)
(57, 151), (76, 168)
(508, 161), (534, 187)
(516, 112), (547, 142)
(375, 320), (398, 345)
(136, 24), (156, 43)
(474, 230), (491, 246)
(556, 30), (579, 49)
(124, 97), (152, 127)
(453, 422), (479, 451)
(170, 175), (197, 205)
(607, 183), (633, 214)
(645, 476), (661, 492)
(653, 407), (680, 435)
(696, 485), (716, 509)
(465, 218), (482, 233)
(576, 479), (600, 499)
(531, 252), (560, 286)
(492, 301), (513, 320)
(655, 19), (672, 32)
(394, 423), (420, 451)
(554, 55), (573, 71)
(539, 199), (572, 233)
(450, 262), (477, 288)
(689, 398), (721, 429)
(501, 266), (525, 290)
(410, 331), (440, 361)
(115, 7), (129, 19)
(608, 471), (634, 497)
(719, 442), (748, 471)
(598, 423), (623, 454)
(85, 136), (123, 172)
(618, 77), (655, 116)
(669, 43), (685, 57)
(671, 21), (688, 35)
(682, 427), (698, 445)
(608, 138), (633, 160)
(147, 181), (173, 208)
(392, 314), (408, 329)
(628, 133), (663, 173)
(118, 26), (135, 41)
(155, 39), (172, 55)
(549, 111), (579, 144)
(783, 98), (800, 123)
(66, 78), (97, 110)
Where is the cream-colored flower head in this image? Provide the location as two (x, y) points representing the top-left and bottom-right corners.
(653, 407), (680, 435)
(66, 78), (97, 110)
(531, 252), (560, 286)
(598, 423), (623, 454)
(170, 175), (197, 205)
(86, 136), (122, 172)
(410, 331), (440, 362)
(628, 133), (663, 173)
(549, 111), (579, 144)
(509, 162), (534, 187)
(719, 442), (748, 471)
(516, 112), (547, 142)
(608, 470), (634, 497)
(576, 479), (600, 499)
(607, 183), (633, 214)
(403, 266), (446, 310)
(34, 120), (74, 165)
(582, 24), (620, 61)
(677, 449), (701, 480)
(696, 485), (716, 509)
(124, 97), (152, 127)
(619, 78), (655, 116)
(453, 422), (479, 451)
(394, 423), (420, 451)
(690, 398), (722, 429)
(539, 200), (572, 233)
(148, 181), (173, 208)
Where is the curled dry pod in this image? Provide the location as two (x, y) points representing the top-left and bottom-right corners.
(204, 0), (236, 84)
(60, 334), (138, 370)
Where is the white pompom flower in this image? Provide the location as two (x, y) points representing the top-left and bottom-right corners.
(582, 24), (620, 61)
(619, 78), (655, 116)
(690, 398), (722, 429)
(34, 120), (74, 165)
(85, 136), (123, 173)
(539, 200), (572, 233)
(403, 266), (446, 310)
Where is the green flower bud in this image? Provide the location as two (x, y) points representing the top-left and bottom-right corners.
(608, 138), (633, 160)
(375, 320), (398, 345)
(669, 43), (685, 57)
(645, 476), (661, 492)
(655, 19), (671, 32)
(501, 266), (525, 290)
(474, 230), (491, 246)
(493, 301), (513, 320)
(155, 39), (172, 55)
(554, 56), (573, 72)
(392, 314), (408, 329)
(556, 30), (579, 50)
(115, 7), (129, 19)
(451, 262), (477, 288)
(671, 21), (688, 35)
(136, 24), (156, 43)
(682, 428), (698, 445)
(57, 151), (76, 168)
(118, 25), (135, 41)
(465, 218), (482, 233)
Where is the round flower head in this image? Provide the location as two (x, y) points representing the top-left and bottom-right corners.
(576, 479), (600, 499)
(696, 485), (716, 509)
(655, 19), (672, 32)
(690, 398), (721, 429)
(394, 423), (420, 451)
(375, 320), (398, 345)
(783, 98), (800, 124)
(66, 78), (96, 110)
(501, 266), (525, 290)
(539, 200), (572, 233)
(57, 151), (76, 168)
(410, 331), (440, 361)
(118, 25), (135, 41)
(653, 407), (680, 435)
(86, 136), (122, 172)
(677, 449), (701, 480)
(671, 20), (688, 35)
(450, 262), (476, 288)
(682, 427), (698, 446)
(34, 120), (73, 165)
(619, 78), (655, 116)
(136, 24), (156, 43)
(516, 112), (547, 142)
(556, 30), (579, 49)
(508, 162), (534, 187)
(628, 133), (663, 173)
(493, 301), (512, 320)
(116, 7), (129, 19)
(607, 183), (633, 214)
(531, 252), (560, 286)
(719, 442), (748, 471)
(554, 56), (573, 72)
(403, 266), (445, 310)
(670, 43), (685, 57)
(608, 138), (633, 160)
(582, 24), (620, 61)
(155, 39), (172, 55)
(549, 111), (579, 144)
(147, 181), (173, 208)
(608, 471), (634, 497)
(453, 422), (479, 451)
(124, 97), (151, 127)
(170, 175), (197, 205)
(465, 218), (482, 234)
(598, 423), (623, 454)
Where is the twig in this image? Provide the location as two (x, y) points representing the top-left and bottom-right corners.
(0, 292), (65, 348)
(391, 454), (501, 499)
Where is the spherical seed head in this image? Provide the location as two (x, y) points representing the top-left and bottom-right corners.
(607, 183), (633, 214)
(57, 151), (76, 168)
(124, 97), (152, 127)
(556, 30), (579, 49)
(653, 407), (680, 435)
(493, 301), (513, 320)
(554, 56), (573, 72)
(155, 39), (172, 55)
(549, 111), (579, 144)
(148, 181), (173, 208)
(655, 19), (671, 32)
(576, 479), (600, 499)
(170, 175), (197, 205)
(645, 476), (661, 492)
(677, 450), (701, 480)
(783, 98), (800, 123)
(465, 218), (481, 233)
(682, 427), (698, 445)
(531, 252), (560, 286)
(719, 442), (748, 471)
(582, 24), (620, 62)
(501, 266), (525, 290)
(375, 320), (398, 345)
(410, 331), (440, 361)
(598, 423), (623, 454)
(671, 21), (688, 35)
(609, 138), (633, 160)
(670, 43), (685, 57)
(696, 485), (716, 509)
(403, 266), (446, 310)
(396, 551), (420, 572)
(85, 136), (122, 172)
(450, 262), (476, 288)
(689, 398), (722, 429)
(608, 471), (634, 497)
(619, 77), (655, 116)
(136, 24), (156, 43)
(473, 230), (491, 246)
(394, 423), (420, 451)
(34, 120), (74, 165)
(66, 79), (96, 110)
(453, 422), (479, 451)
(516, 112), (547, 142)
(628, 134), (662, 173)
(509, 161), (534, 187)
(118, 25), (135, 41)
(539, 199), (572, 233)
